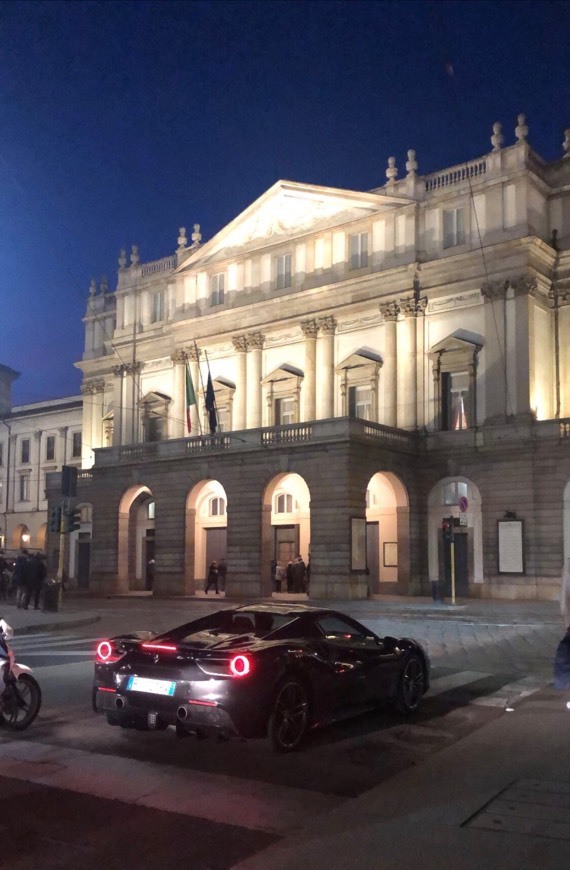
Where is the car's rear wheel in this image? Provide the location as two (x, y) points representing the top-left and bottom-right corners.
(268, 678), (309, 752)
(394, 653), (425, 714)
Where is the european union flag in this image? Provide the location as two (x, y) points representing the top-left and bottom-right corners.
(205, 372), (217, 435)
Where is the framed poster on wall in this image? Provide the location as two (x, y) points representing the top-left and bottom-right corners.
(498, 520), (524, 574)
(383, 542), (398, 568)
(351, 518), (367, 571)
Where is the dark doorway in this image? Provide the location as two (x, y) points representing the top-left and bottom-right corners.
(144, 534), (155, 590)
(443, 531), (469, 597)
(205, 527), (227, 580)
(366, 522), (379, 589)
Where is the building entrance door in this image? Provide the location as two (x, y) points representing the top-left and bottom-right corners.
(443, 531), (469, 597)
(274, 525), (298, 566)
(205, 527), (227, 579)
(366, 521), (379, 589)
(76, 538), (91, 589)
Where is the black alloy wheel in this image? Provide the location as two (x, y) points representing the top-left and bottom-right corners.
(0, 674), (42, 730)
(269, 678), (310, 752)
(395, 653), (425, 715)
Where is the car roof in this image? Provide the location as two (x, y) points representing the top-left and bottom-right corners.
(235, 603), (336, 617)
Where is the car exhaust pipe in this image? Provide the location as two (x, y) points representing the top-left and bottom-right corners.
(115, 696), (125, 710)
(177, 705), (188, 721)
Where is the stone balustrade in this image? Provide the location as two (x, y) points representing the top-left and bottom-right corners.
(424, 158), (487, 192)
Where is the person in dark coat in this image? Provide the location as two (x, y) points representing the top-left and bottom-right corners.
(218, 558), (227, 592)
(13, 550), (29, 609)
(205, 561), (220, 594)
(291, 556), (306, 593)
(286, 561), (294, 593)
(23, 553), (47, 610)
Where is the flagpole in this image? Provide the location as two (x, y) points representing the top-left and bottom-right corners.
(195, 341), (207, 435)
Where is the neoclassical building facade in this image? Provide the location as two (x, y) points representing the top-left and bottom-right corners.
(54, 116), (570, 600)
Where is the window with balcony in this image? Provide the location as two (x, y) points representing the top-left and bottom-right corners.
(349, 232), (368, 270)
(21, 439), (30, 464)
(443, 207), (466, 249)
(210, 273), (225, 306)
(337, 349), (381, 421)
(275, 253), (292, 290)
(275, 397), (296, 426)
(262, 365), (303, 427)
(429, 333), (482, 432)
(46, 435), (55, 461)
(348, 385), (373, 421)
(141, 392), (170, 442)
(150, 290), (165, 323)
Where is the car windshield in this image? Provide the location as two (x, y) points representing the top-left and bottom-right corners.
(165, 610), (299, 643)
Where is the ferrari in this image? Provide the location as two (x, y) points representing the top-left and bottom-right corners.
(93, 604), (429, 752)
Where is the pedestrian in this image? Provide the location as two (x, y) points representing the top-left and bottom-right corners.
(218, 558), (227, 591)
(13, 550), (29, 609)
(275, 561), (286, 592)
(306, 557), (311, 592)
(24, 553), (47, 611)
(146, 558), (155, 591)
(286, 561), (294, 593)
(0, 551), (7, 601)
(292, 555), (306, 593)
(561, 557), (570, 629)
(205, 560), (220, 594)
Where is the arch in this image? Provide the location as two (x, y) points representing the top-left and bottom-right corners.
(428, 476), (483, 592)
(365, 471), (409, 592)
(186, 479), (228, 593)
(11, 524), (30, 551)
(262, 472), (311, 596)
(118, 485), (154, 593)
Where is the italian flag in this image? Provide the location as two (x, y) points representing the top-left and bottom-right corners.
(185, 363), (196, 433)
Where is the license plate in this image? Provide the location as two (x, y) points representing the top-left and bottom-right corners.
(126, 676), (176, 696)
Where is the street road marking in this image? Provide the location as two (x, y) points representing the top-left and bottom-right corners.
(472, 675), (545, 707)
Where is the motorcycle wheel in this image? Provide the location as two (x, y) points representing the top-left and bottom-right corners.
(0, 674), (42, 731)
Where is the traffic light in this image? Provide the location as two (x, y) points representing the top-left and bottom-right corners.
(49, 507), (62, 533)
(66, 507), (82, 533)
(442, 517), (453, 542)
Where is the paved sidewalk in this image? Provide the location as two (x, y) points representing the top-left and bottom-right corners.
(0, 599), (101, 635)
(232, 686), (570, 870)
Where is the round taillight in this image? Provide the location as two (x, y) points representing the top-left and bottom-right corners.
(229, 654), (251, 677)
(97, 640), (113, 662)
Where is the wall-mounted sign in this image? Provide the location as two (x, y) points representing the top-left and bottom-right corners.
(458, 495), (469, 513)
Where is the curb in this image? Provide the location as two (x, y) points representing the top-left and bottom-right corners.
(13, 614), (102, 636)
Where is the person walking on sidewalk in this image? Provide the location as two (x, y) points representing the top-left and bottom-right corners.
(23, 553), (47, 610)
(13, 550), (29, 609)
(218, 558), (227, 592)
(205, 561), (220, 595)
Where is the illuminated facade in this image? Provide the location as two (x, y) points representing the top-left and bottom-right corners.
(63, 117), (570, 600)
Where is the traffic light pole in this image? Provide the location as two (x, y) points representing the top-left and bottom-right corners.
(56, 496), (69, 610)
(450, 535), (456, 605)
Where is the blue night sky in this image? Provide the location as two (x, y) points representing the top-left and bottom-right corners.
(0, 0), (568, 405)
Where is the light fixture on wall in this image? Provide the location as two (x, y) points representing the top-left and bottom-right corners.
(21, 533), (30, 544)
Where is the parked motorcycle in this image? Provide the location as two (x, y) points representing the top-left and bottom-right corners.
(0, 617), (42, 730)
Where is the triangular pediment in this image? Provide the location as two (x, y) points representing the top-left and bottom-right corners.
(262, 363), (304, 385)
(336, 347), (383, 371)
(429, 330), (484, 356)
(175, 180), (411, 270)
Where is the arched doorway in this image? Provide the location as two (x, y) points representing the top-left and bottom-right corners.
(11, 524), (31, 551)
(428, 477), (483, 596)
(262, 472), (311, 596)
(186, 480), (227, 593)
(365, 472), (409, 594)
(117, 485), (155, 593)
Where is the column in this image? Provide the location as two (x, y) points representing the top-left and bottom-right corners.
(187, 345), (202, 435)
(170, 350), (187, 439)
(301, 319), (318, 422)
(92, 381), (105, 456)
(232, 335), (248, 430)
(396, 310), (409, 428)
(379, 303), (398, 427)
(246, 333), (264, 429)
(112, 366), (123, 446)
(481, 280), (507, 421)
(317, 316), (336, 419)
(80, 382), (94, 465)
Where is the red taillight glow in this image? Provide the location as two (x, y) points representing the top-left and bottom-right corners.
(141, 642), (178, 653)
(229, 654), (251, 677)
(97, 687), (116, 693)
(96, 640), (113, 662)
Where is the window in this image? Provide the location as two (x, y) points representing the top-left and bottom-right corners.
(211, 273), (225, 306)
(21, 439), (30, 464)
(209, 496), (226, 516)
(46, 435), (55, 461)
(350, 232), (368, 269)
(141, 393), (170, 443)
(275, 254), (292, 290)
(348, 385), (372, 420)
(147, 502), (155, 520)
(443, 481), (468, 506)
(72, 432), (82, 457)
(275, 493), (293, 514)
(19, 473), (30, 502)
(216, 406), (229, 432)
(442, 371), (470, 431)
(275, 397), (296, 426)
(146, 416), (164, 442)
(443, 207), (466, 249)
(150, 290), (165, 323)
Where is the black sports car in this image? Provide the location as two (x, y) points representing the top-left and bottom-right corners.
(93, 604), (430, 752)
